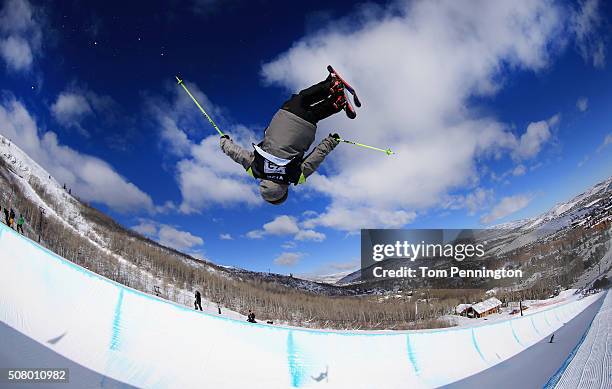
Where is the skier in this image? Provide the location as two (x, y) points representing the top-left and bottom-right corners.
(16, 215), (24, 234)
(549, 333), (555, 343)
(220, 71), (356, 205)
(194, 290), (203, 311)
(2, 207), (8, 225)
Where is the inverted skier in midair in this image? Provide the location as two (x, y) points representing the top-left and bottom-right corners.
(219, 68), (358, 205)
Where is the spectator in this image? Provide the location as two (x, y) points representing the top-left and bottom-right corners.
(16, 215), (25, 234)
(247, 310), (257, 323)
(9, 208), (15, 229)
(3, 207), (8, 225)
(194, 290), (203, 311)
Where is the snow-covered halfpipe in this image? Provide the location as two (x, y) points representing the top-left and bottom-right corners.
(0, 223), (602, 388)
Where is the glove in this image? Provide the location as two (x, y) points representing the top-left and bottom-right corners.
(221, 134), (230, 140)
(330, 133), (340, 141)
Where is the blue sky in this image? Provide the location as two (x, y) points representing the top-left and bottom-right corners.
(0, 0), (611, 277)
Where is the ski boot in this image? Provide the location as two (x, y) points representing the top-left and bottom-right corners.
(331, 91), (356, 119)
(327, 65), (361, 113)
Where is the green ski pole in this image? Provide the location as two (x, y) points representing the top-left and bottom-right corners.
(175, 75), (225, 137)
(338, 137), (394, 156)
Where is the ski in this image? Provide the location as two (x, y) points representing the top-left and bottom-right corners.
(327, 65), (361, 108)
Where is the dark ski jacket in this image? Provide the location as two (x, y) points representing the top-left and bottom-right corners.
(220, 109), (339, 185)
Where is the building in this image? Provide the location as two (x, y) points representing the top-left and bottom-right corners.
(455, 303), (472, 316)
(469, 297), (502, 318)
(456, 297), (503, 318)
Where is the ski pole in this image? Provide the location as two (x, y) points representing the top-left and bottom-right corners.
(175, 75), (225, 137)
(338, 137), (395, 156)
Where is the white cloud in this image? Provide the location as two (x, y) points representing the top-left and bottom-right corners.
(0, 36), (32, 70)
(480, 194), (533, 224)
(246, 229), (265, 239)
(572, 0), (606, 68)
(148, 83), (261, 212)
(274, 252), (303, 266)
(281, 241), (298, 249)
(596, 133), (612, 153)
(261, 1), (571, 232)
(155, 200), (177, 214)
(294, 229), (325, 242)
(578, 133), (611, 167)
(0, 97), (154, 213)
(158, 225), (204, 252)
(446, 187), (495, 216)
(303, 206), (416, 232)
(132, 221), (157, 236)
(132, 220), (204, 252)
(177, 147), (260, 212)
(262, 215), (300, 235)
(219, 233), (233, 240)
(159, 116), (192, 157)
(247, 214), (327, 242)
(576, 97), (589, 112)
(49, 86), (120, 136)
(512, 115), (558, 161)
(512, 164), (527, 176)
(51, 92), (93, 130)
(0, 0), (42, 72)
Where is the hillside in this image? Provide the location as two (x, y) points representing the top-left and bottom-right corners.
(337, 177), (612, 289)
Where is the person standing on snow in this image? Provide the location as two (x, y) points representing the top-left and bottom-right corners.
(220, 73), (355, 205)
(246, 310), (257, 323)
(9, 208), (15, 229)
(194, 290), (203, 311)
(16, 215), (25, 234)
(2, 207), (8, 225)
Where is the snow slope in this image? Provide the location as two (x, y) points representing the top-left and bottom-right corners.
(553, 291), (611, 389)
(0, 223), (603, 388)
(0, 134), (103, 244)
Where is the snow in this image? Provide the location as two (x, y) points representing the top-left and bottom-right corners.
(554, 291), (611, 389)
(0, 134), (102, 243)
(0, 223), (604, 388)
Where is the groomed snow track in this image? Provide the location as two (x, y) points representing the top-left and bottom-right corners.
(0, 223), (604, 388)
(554, 290), (612, 389)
